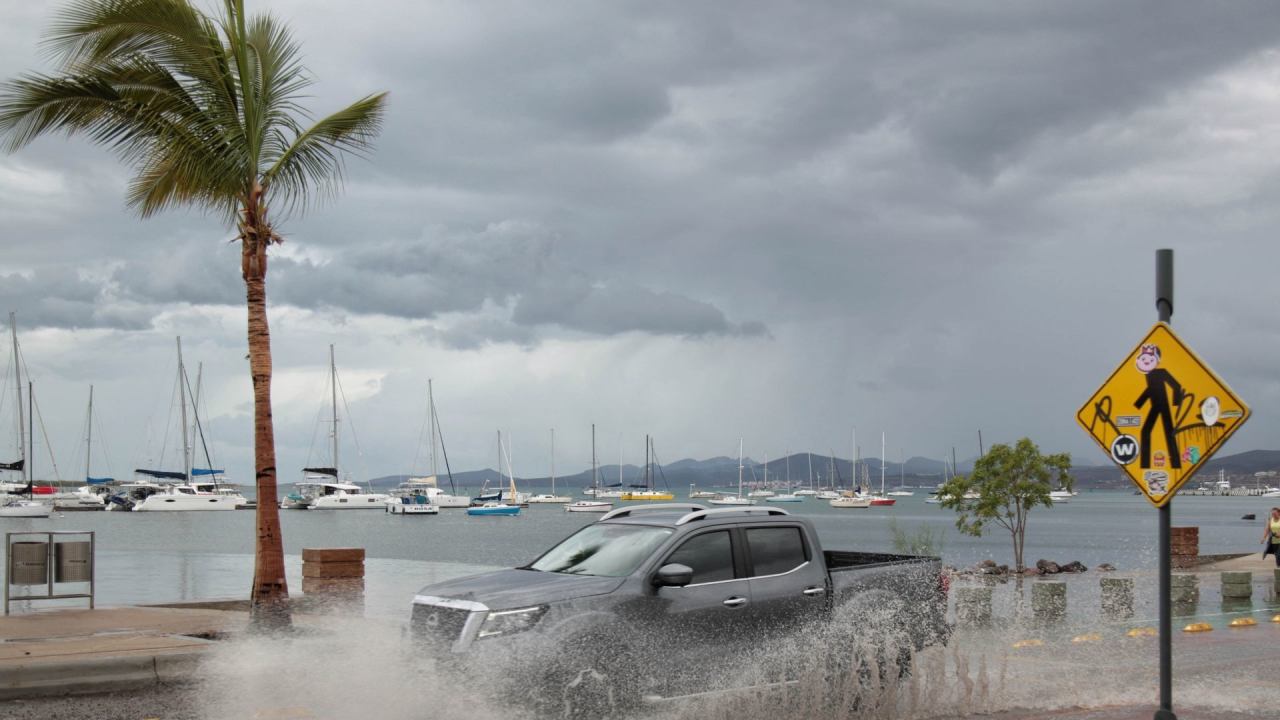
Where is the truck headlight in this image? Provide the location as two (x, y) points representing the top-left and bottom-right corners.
(478, 606), (547, 639)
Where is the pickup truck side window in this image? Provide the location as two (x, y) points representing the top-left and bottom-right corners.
(745, 527), (808, 577)
(665, 530), (735, 584)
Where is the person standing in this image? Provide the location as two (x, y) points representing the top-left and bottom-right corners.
(1263, 507), (1280, 568)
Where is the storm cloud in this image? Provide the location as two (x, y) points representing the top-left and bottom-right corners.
(3, 0), (1280, 482)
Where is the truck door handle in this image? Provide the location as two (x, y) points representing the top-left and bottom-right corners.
(722, 597), (748, 608)
(802, 587), (825, 596)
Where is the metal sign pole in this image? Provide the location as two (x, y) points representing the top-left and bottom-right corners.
(1154, 248), (1175, 720)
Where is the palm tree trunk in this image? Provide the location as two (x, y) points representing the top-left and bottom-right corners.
(243, 200), (290, 630)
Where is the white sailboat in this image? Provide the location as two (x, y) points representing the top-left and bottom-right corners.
(620, 435), (674, 501)
(289, 345), (389, 510)
(1, 315), (51, 518)
(123, 340), (240, 512)
(388, 379), (466, 513)
(567, 424), (612, 513)
(769, 451), (802, 502)
(794, 452), (818, 496)
(50, 386), (110, 511)
(528, 429), (571, 503)
(709, 439), (754, 506)
(468, 432), (521, 516)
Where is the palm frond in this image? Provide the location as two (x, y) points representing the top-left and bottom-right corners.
(262, 92), (388, 215)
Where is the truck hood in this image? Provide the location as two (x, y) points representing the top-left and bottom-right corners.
(415, 568), (625, 610)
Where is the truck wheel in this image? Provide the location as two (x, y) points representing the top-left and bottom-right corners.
(538, 635), (639, 719)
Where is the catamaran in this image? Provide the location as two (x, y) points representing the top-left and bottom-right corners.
(388, 379), (467, 513)
(287, 345), (388, 510)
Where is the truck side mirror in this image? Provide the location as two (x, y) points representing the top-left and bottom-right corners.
(653, 563), (693, 588)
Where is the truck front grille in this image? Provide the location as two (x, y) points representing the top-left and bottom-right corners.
(411, 603), (474, 650)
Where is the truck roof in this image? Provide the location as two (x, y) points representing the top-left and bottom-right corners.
(597, 504), (798, 529)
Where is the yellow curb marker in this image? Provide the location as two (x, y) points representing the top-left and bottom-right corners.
(1071, 632), (1103, 643)
(1228, 617), (1257, 628)
(1126, 627), (1157, 637)
(1011, 639), (1044, 649)
(1182, 622), (1213, 633)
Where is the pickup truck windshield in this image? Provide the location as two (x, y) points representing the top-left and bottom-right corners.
(530, 524), (674, 577)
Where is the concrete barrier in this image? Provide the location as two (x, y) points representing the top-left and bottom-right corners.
(1171, 573), (1199, 605)
(300, 548), (365, 613)
(1031, 581), (1066, 622)
(1221, 571), (1252, 600)
(1100, 577), (1134, 618)
(955, 586), (993, 626)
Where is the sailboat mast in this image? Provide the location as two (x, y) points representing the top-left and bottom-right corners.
(27, 381), (33, 492)
(428, 379), (438, 478)
(786, 450), (790, 487)
(808, 452), (813, 491)
(177, 337), (190, 482)
(11, 313), (25, 484)
(645, 435), (651, 490)
(591, 424), (598, 490)
(880, 432), (886, 495)
(85, 385), (93, 482)
(851, 427), (856, 493)
(900, 449), (904, 489)
(738, 438), (744, 498)
(331, 345), (339, 478)
(550, 428), (556, 496)
(764, 452), (768, 487)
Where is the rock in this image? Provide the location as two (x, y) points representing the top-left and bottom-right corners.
(1036, 559), (1060, 574)
(1023, 567), (1042, 576)
(997, 564), (1009, 575)
(1060, 561), (1087, 573)
(1242, 514), (1256, 521)
(979, 559), (997, 568)
(1096, 563), (1116, 572)
(979, 564), (1002, 574)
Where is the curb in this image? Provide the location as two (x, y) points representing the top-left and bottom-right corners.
(0, 645), (209, 700)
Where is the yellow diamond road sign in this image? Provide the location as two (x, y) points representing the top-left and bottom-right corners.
(1077, 323), (1250, 507)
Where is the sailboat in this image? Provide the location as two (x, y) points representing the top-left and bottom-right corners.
(528, 429), (571, 503)
(468, 432), (521, 516)
(620, 435), (674, 501)
(709, 439), (754, 506)
(865, 432), (897, 506)
(388, 379), (466, 513)
(794, 452), (818, 496)
(287, 345), (389, 510)
(769, 451), (802, 502)
(830, 448), (871, 508)
(567, 424), (612, 513)
(1, 320), (52, 518)
(51, 386), (110, 511)
(115, 340), (243, 511)
(748, 454), (776, 498)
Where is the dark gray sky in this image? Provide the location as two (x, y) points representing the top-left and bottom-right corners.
(2, 1), (1279, 484)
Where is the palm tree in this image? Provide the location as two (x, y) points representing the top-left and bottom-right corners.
(0, 0), (388, 628)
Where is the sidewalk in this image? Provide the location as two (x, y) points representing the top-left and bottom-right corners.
(0, 606), (245, 699)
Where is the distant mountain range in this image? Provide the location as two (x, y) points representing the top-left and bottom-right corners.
(369, 449), (1280, 493)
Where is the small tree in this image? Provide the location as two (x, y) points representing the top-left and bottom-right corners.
(938, 438), (1071, 573)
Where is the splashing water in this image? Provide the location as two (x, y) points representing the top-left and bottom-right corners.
(183, 596), (1273, 720)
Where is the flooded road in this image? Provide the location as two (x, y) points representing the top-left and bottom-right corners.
(7, 607), (1273, 720)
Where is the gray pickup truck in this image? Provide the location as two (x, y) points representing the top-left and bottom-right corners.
(410, 504), (949, 715)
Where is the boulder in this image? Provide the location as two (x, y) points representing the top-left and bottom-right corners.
(1060, 561), (1088, 573)
(1036, 559), (1060, 574)
(1096, 563), (1116, 572)
(1023, 567), (1042, 576)
(978, 559), (997, 568)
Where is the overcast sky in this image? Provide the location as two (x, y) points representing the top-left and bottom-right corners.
(2, 1), (1279, 486)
